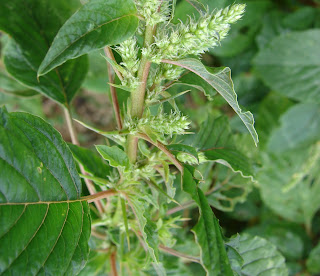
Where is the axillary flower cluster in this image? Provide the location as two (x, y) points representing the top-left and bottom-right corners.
(113, 0), (245, 146)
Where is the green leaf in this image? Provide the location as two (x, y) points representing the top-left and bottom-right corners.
(96, 145), (129, 168)
(0, 70), (37, 97)
(267, 103), (320, 153)
(255, 92), (294, 147)
(167, 144), (199, 163)
(38, 0), (139, 76)
(182, 165), (233, 276)
(258, 143), (320, 229)
(0, 0), (88, 106)
(127, 194), (160, 263)
(187, 115), (255, 180)
(206, 166), (253, 212)
(175, 71), (217, 100)
(227, 234), (288, 276)
(245, 221), (310, 261)
(307, 242), (320, 275)
(163, 59), (258, 145)
(68, 144), (111, 178)
(253, 29), (320, 103)
(0, 107), (90, 275)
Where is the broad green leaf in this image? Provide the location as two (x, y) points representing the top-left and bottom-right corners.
(0, 107), (90, 275)
(282, 7), (317, 31)
(0, 70), (37, 97)
(227, 234), (288, 276)
(38, 0), (139, 76)
(253, 29), (320, 103)
(258, 143), (320, 230)
(96, 145), (129, 168)
(68, 144), (111, 178)
(306, 242), (320, 275)
(245, 222), (311, 261)
(267, 103), (320, 153)
(255, 92), (294, 147)
(183, 165), (233, 275)
(163, 59), (258, 145)
(0, 0), (88, 106)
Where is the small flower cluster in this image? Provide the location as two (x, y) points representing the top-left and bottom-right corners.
(147, 4), (245, 62)
(124, 109), (191, 137)
(135, 0), (171, 26)
(116, 37), (140, 89)
(146, 63), (184, 104)
(116, 37), (139, 73)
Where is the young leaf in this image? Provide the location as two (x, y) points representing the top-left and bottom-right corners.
(162, 59), (259, 146)
(96, 145), (129, 168)
(0, 107), (90, 274)
(227, 234), (288, 276)
(253, 30), (320, 103)
(0, 0), (88, 106)
(38, 0), (139, 76)
(182, 166), (233, 275)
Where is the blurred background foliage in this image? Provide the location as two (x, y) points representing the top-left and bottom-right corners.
(1, 0), (320, 275)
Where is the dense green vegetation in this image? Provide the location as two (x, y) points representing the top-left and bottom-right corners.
(0, 0), (319, 275)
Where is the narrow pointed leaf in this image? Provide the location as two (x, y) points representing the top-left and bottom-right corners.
(0, 107), (91, 275)
(163, 59), (258, 145)
(38, 0), (139, 76)
(0, 0), (88, 106)
(182, 165), (233, 275)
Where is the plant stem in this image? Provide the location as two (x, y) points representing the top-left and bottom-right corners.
(104, 47), (123, 130)
(127, 25), (155, 163)
(84, 189), (117, 202)
(64, 107), (105, 214)
(159, 245), (200, 263)
(137, 133), (183, 172)
(110, 250), (118, 276)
